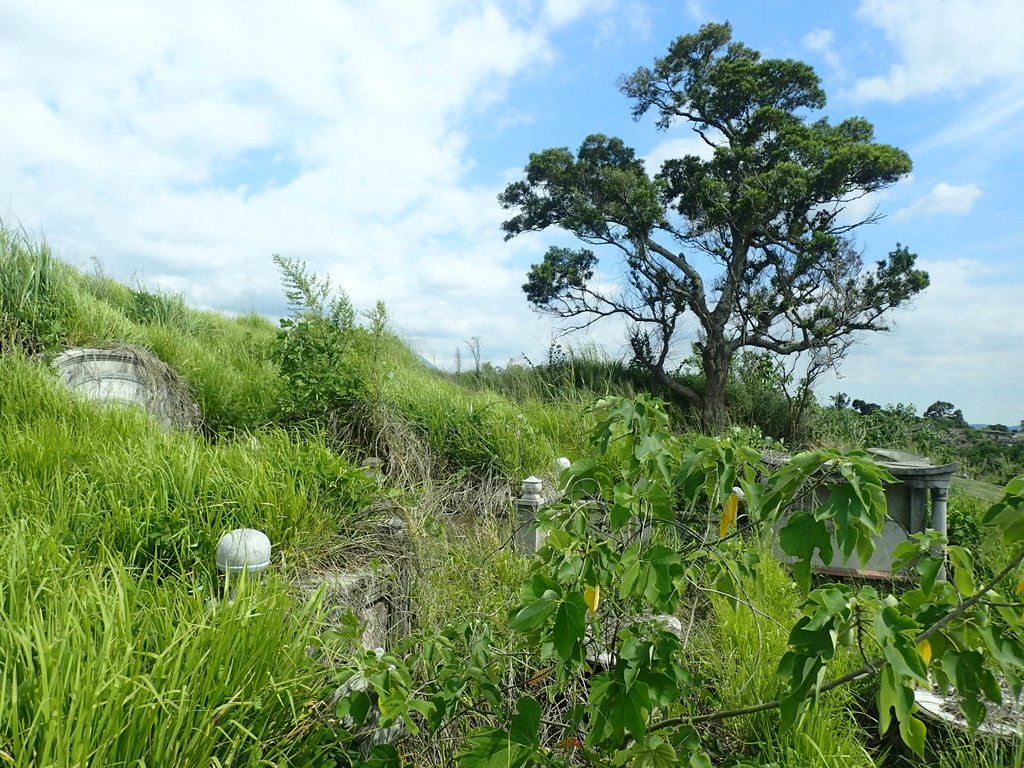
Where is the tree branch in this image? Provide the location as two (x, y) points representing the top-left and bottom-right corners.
(649, 544), (1024, 732)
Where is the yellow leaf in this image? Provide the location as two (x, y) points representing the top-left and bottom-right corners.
(1016, 577), (1024, 595)
(584, 584), (600, 615)
(719, 493), (739, 538)
(917, 639), (932, 666)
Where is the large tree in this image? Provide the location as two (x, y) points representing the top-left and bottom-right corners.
(499, 23), (929, 428)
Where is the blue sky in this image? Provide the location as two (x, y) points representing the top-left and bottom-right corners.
(1, 0), (1021, 425)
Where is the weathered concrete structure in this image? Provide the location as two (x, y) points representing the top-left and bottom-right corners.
(51, 347), (201, 430)
(780, 448), (958, 579)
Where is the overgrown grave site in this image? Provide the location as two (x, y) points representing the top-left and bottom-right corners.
(2, 225), (1024, 768)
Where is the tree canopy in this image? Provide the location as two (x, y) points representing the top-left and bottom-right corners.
(500, 22), (929, 427)
(924, 400), (967, 426)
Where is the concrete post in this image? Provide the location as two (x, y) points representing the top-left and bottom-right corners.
(909, 487), (929, 535)
(931, 486), (949, 580)
(361, 456), (384, 481)
(383, 516), (412, 639)
(515, 476), (545, 555)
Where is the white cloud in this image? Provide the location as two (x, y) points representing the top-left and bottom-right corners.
(0, 0), (614, 369)
(803, 28), (844, 77)
(684, 0), (706, 22)
(803, 28), (833, 51)
(914, 85), (1024, 151)
(896, 182), (983, 219)
(642, 135), (715, 175)
(817, 259), (1024, 424)
(852, 0), (1024, 101)
(543, 0), (611, 26)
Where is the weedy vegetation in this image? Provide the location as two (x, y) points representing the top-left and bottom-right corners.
(1, 214), (1022, 768)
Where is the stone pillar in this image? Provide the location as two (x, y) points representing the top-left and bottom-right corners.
(383, 516), (412, 639)
(515, 476), (545, 555)
(909, 487), (929, 534)
(362, 456), (384, 481)
(931, 487), (949, 580)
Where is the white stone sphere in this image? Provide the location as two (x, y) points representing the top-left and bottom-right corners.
(216, 528), (272, 575)
(555, 457), (571, 472)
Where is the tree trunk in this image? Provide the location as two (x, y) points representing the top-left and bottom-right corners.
(701, 344), (730, 432)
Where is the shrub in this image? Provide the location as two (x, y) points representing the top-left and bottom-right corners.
(272, 254), (368, 423)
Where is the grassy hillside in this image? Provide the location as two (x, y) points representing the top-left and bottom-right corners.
(1, 226), (1019, 768)
(0, 226), (595, 765)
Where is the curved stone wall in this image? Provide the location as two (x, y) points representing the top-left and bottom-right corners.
(52, 347), (201, 430)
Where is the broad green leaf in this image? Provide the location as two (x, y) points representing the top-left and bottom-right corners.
(875, 608), (928, 684)
(363, 744), (402, 768)
(458, 731), (534, 768)
(779, 513), (833, 592)
(899, 715), (927, 758)
(459, 699), (542, 768)
(614, 736), (679, 768)
(778, 651), (824, 730)
(940, 649), (987, 728)
(509, 597), (556, 634)
(635, 430), (666, 461)
(509, 697), (541, 748)
(552, 592), (588, 661)
(877, 665), (897, 735)
(588, 674), (650, 747)
(917, 556), (941, 597)
(520, 572), (560, 600)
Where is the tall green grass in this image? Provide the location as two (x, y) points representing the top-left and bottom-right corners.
(938, 734), (1024, 768)
(0, 224), (70, 353)
(693, 551), (877, 768)
(0, 351), (389, 765)
(60, 268), (284, 432)
(353, 333), (592, 481)
(0, 353), (379, 573)
(0, 228), (283, 432)
(0, 527), (345, 767)
(385, 363), (569, 479)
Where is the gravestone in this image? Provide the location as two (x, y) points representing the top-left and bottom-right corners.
(774, 448), (957, 578)
(51, 347), (201, 430)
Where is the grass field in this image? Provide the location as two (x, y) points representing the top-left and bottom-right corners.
(1, 224), (1021, 767)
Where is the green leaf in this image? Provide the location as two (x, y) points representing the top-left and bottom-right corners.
(363, 744), (402, 768)
(777, 651), (824, 730)
(614, 736), (678, 768)
(552, 592), (588, 661)
(899, 715), (927, 758)
(877, 665), (896, 735)
(459, 699), (542, 768)
(779, 513), (833, 592)
(635, 430), (666, 461)
(458, 732), (535, 768)
(588, 673), (650, 747)
(917, 556), (941, 597)
(509, 697), (541, 748)
(509, 597), (557, 634)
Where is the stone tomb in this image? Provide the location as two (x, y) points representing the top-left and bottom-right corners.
(51, 347), (201, 430)
(775, 448), (957, 579)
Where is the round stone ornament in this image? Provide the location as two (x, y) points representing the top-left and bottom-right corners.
(216, 528), (272, 575)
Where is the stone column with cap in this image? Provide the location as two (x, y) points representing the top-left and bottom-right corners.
(383, 515), (412, 639)
(515, 476), (545, 555)
(931, 486), (949, 580)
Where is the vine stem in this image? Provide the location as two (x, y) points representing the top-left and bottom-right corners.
(649, 543), (1024, 731)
